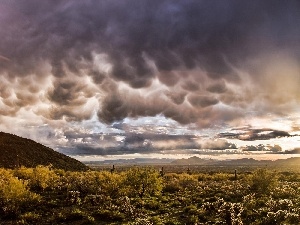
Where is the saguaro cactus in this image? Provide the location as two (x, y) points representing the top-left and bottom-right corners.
(234, 169), (237, 180)
(110, 165), (115, 173)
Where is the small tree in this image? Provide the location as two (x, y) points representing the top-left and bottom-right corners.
(124, 167), (163, 198)
(248, 168), (278, 195)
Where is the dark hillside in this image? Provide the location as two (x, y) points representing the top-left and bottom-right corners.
(0, 132), (88, 171)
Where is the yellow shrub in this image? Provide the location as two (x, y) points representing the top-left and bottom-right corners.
(0, 168), (40, 216)
(14, 165), (60, 191)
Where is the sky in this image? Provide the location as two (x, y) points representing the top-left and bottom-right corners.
(0, 0), (300, 162)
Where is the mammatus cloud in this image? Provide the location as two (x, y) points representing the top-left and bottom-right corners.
(0, 0), (300, 130)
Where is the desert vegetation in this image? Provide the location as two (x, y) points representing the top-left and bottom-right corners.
(1, 165), (300, 224)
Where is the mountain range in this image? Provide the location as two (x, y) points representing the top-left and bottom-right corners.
(171, 156), (300, 166)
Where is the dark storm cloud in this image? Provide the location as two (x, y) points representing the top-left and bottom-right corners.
(165, 91), (187, 105)
(206, 80), (227, 93)
(68, 144), (156, 156)
(242, 144), (282, 152)
(2, 0), (300, 77)
(89, 70), (106, 85)
(0, 0), (300, 125)
(123, 133), (201, 150)
(188, 95), (219, 108)
(219, 128), (292, 141)
(55, 129), (238, 156)
(48, 80), (86, 106)
(97, 90), (202, 125)
(181, 81), (199, 92)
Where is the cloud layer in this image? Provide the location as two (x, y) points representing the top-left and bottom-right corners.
(57, 131), (237, 156)
(0, 0), (300, 132)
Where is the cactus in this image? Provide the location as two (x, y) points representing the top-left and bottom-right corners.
(187, 167), (191, 175)
(110, 165), (115, 173)
(159, 167), (165, 177)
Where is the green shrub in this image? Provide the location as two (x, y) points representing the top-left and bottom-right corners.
(177, 173), (199, 190)
(93, 209), (125, 221)
(163, 173), (180, 193)
(144, 198), (161, 210)
(163, 181), (180, 193)
(62, 170), (125, 198)
(62, 171), (99, 196)
(19, 212), (41, 223)
(124, 167), (163, 198)
(150, 215), (164, 224)
(97, 171), (125, 198)
(247, 169), (278, 195)
(211, 173), (231, 181)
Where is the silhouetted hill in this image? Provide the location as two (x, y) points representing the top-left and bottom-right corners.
(0, 132), (88, 171)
